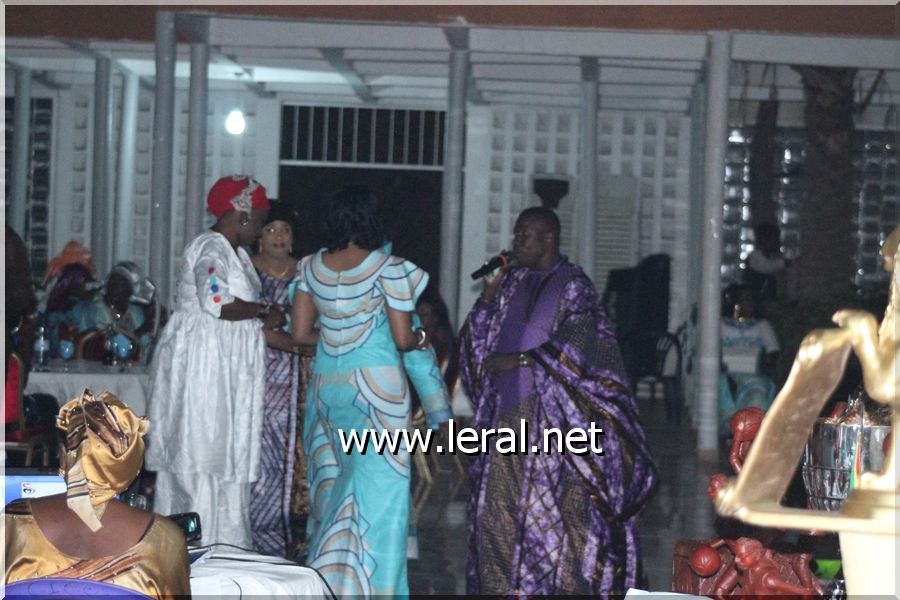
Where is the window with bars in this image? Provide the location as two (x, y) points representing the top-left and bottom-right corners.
(280, 105), (445, 168)
(5, 97), (53, 281)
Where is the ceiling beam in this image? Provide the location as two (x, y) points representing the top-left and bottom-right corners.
(57, 39), (154, 89)
(207, 16), (450, 51)
(365, 75), (446, 87)
(319, 48), (376, 104)
(345, 49), (449, 62)
(732, 33), (900, 70)
(355, 62), (448, 77)
(4, 61), (70, 90)
(210, 48), (276, 98)
(470, 28), (708, 61)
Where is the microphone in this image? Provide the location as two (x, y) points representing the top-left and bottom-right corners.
(470, 251), (515, 280)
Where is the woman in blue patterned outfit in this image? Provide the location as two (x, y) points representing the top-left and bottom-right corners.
(291, 186), (450, 597)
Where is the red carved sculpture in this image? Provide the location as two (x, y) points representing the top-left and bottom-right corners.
(710, 538), (823, 596)
(672, 407), (824, 597)
(728, 406), (765, 474)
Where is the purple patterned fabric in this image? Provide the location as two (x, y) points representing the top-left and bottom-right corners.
(249, 269), (299, 557)
(460, 260), (657, 597)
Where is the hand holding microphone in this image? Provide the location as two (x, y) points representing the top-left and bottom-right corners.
(473, 251), (516, 303)
(470, 250), (514, 280)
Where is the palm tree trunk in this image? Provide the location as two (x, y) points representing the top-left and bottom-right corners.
(792, 66), (857, 300)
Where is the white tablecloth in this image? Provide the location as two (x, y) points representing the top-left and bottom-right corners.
(25, 360), (150, 416)
(189, 550), (329, 597)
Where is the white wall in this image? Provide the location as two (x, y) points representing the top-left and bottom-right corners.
(458, 103), (694, 333)
(41, 84), (266, 293)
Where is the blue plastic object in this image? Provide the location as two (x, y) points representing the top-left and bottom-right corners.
(5, 577), (153, 598)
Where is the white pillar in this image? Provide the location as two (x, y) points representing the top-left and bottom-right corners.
(114, 71), (139, 261)
(697, 32), (731, 455)
(10, 68), (32, 237)
(151, 10), (176, 304)
(578, 57), (599, 273)
(440, 48), (468, 320)
(91, 57), (113, 276)
(185, 41), (209, 242)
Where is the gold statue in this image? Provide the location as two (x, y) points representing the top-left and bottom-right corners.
(715, 226), (899, 596)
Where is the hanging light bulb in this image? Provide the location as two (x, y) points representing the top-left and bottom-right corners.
(225, 109), (246, 135)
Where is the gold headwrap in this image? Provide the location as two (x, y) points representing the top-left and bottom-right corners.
(57, 390), (149, 531)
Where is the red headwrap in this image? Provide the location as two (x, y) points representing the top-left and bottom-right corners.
(206, 175), (270, 219)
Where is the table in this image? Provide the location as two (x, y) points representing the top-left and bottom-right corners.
(25, 359), (150, 416)
(189, 549), (330, 597)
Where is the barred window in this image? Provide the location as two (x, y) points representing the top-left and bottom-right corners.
(280, 105), (445, 168)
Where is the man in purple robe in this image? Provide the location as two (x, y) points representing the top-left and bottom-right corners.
(460, 207), (658, 596)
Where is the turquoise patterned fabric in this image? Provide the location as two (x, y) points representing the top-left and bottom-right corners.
(294, 248), (444, 597)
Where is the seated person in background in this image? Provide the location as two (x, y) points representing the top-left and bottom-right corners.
(4, 390), (190, 598)
(416, 287), (472, 419)
(744, 222), (786, 303)
(719, 283), (779, 435)
(66, 262), (154, 354)
(45, 263), (98, 352)
(41, 241), (99, 353)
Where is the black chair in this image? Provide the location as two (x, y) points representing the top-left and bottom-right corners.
(628, 331), (683, 424)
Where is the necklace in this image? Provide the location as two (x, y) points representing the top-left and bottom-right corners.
(262, 258), (293, 279)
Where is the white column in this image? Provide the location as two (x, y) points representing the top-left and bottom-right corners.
(440, 48), (468, 320)
(151, 10), (177, 304)
(10, 68), (32, 237)
(114, 71), (139, 261)
(185, 41), (209, 242)
(578, 57), (599, 272)
(697, 31), (731, 455)
(91, 57), (113, 276)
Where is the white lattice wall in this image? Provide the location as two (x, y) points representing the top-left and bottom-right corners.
(47, 86), (263, 298)
(51, 88), (93, 254)
(459, 104), (692, 332)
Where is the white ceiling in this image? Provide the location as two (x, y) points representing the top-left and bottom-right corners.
(5, 13), (900, 114)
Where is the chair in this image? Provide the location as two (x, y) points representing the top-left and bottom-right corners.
(4, 353), (51, 467)
(410, 407), (434, 514)
(629, 331), (684, 424)
(5, 577), (152, 598)
(76, 328), (142, 362)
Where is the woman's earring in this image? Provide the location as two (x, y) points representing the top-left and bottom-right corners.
(240, 213), (250, 226)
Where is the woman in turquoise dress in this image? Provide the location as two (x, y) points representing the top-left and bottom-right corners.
(291, 186), (449, 597)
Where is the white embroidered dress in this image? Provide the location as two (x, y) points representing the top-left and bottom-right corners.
(146, 231), (266, 546)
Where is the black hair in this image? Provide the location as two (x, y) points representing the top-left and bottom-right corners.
(324, 185), (386, 252)
(416, 285), (451, 329)
(722, 283), (755, 317)
(518, 206), (561, 239)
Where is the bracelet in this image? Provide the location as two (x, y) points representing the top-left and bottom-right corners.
(517, 352), (530, 367)
(256, 303), (271, 320)
(414, 328), (428, 348)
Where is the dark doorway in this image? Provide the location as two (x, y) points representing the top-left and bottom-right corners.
(279, 166), (443, 288)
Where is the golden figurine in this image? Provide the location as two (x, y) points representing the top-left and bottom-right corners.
(715, 226), (899, 596)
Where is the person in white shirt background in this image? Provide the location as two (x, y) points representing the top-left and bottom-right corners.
(718, 283), (780, 436)
(744, 222), (787, 303)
